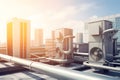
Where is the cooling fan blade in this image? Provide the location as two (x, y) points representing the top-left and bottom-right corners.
(90, 47), (103, 61)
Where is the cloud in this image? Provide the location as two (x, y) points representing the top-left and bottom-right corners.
(28, 2), (95, 40)
(0, 0), (96, 42)
(88, 15), (98, 21)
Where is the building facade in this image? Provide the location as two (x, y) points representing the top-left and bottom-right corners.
(45, 38), (56, 57)
(34, 29), (43, 47)
(75, 33), (83, 44)
(7, 18), (30, 58)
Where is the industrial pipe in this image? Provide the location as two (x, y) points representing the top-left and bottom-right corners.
(84, 61), (120, 72)
(59, 35), (74, 54)
(0, 53), (118, 80)
(102, 28), (119, 34)
(74, 52), (89, 56)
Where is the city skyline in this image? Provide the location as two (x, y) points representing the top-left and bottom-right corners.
(0, 0), (120, 42)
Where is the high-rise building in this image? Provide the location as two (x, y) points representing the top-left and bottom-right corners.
(45, 38), (56, 57)
(45, 30), (56, 57)
(34, 29), (43, 47)
(52, 30), (55, 40)
(75, 33), (83, 44)
(84, 14), (120, 43)
(7, 18), (30, 58)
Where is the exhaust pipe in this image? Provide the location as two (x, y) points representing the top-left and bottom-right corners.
(0, 53), (119, 80)
(84, 61), (120, 72)
(59, 35), (74, 54)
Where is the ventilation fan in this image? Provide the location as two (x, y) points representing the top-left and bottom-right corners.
(90, 47), (103, 62)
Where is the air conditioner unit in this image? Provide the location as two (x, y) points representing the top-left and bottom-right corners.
(88, 20), (114, 65)
(52, 28), (74, 64)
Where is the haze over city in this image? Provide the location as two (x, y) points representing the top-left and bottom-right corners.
(0, 0), (120, 80)
(0, 0), (120, 43)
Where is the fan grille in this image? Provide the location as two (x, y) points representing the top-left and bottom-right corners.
(90, 47), (103, 61)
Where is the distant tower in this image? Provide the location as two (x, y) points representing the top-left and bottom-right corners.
(34, 29), (43, 47)
(75, 33), (83, 44)
(7, 18), (30, 58)
(52, 30), (55, 40)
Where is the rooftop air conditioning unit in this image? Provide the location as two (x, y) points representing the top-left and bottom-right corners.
(51, 28), (74, 64)
(88, 20), (115, 65)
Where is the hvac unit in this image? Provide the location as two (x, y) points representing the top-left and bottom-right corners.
(55, 28), (73, 51)
(54, 28), (74, 61)
(88, 20), (115, 65)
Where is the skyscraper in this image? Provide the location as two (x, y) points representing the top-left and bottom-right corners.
(75, 33), (83, 44)
(34, 29), (43, 47)
(7, 18), (30, 58)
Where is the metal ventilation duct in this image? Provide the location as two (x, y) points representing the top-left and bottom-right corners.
(0, 54), (119, 80)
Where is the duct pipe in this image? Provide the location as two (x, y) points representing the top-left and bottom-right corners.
(59, 35), (74, 54)
(102, 28), (119, 34)
(84, 61), (120, 72)
(0, 53), (118, 80)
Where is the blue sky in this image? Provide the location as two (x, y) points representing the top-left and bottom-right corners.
(0, 0), (120, 42)
(68, 0), (120, 20)
(91, 0), (120, 17)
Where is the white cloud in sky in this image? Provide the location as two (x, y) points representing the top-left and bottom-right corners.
(0, 0), (96, 42)
(28, 2), (95, 40)
(88, 15), (98, 21)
